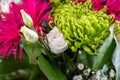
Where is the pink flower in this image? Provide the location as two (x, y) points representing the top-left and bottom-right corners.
(0, 3), (23, 59)
(0, 0), (52, 59)
(106, 0), (120, 20)
(91, 0), (120, 21)
(91, 0), (107, 10)
(21, 0), (52, 35)
(72, 0), (86, 3)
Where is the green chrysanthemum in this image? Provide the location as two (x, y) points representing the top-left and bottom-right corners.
(51, 1), (114, 54)
(50, 0), (70, 4)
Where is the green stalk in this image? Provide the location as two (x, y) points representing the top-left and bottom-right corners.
(38, 40), (55, 66)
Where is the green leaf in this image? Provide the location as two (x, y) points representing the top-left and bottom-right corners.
(77, 50), (96, 68)
(22, 37), (42, 63)
(92, 26), (116, 70)
(38, 54), (67, 80)
(112, 40), (120, 80)
(0, 54), (30, 74)
(29, 65), (47, 80)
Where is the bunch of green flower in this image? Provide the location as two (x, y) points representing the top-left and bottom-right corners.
(50, 0), (70, 4)
(51, 1), (114, 54)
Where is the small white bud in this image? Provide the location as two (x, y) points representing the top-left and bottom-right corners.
(77, 75), (83, 80)
(109, 69), (115, 78)
(20, 10), (33, 27)
(83, 68), (91, 76)
(20, 25), (38, 43)
(77, 63), (84, 70)
(73, 75), (78, 80)
(73, 75), (83, 80)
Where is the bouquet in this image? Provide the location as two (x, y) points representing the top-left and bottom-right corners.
(0, 0), (120, 80)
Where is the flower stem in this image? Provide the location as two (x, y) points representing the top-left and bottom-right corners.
(38, 39), (55, 66)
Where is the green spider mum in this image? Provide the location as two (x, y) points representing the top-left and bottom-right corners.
(51, 1), (114, 54)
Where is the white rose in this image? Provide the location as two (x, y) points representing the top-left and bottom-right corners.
(20, 25), (38, 43)
(47, 27), (68, 54)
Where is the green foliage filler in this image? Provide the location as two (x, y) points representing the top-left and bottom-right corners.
(51, 1), (114, 54)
